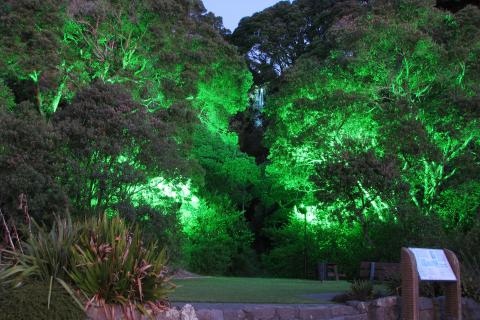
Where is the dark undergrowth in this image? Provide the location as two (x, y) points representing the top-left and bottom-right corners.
(0, 281), (85, 320)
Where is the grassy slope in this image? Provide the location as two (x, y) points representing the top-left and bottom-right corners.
(169, 277), (350, 304)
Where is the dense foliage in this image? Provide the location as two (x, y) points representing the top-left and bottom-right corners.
(0, 216), (79, 286)
(0, 282), (85, 320)
(247, 0), (480, 278)
(0, 0), (255, 275)
(0, 216), (174, 315)
(0, 0), (479, 289)
(69, 216), (173, 313)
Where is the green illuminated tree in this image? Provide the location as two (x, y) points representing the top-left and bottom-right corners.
(0, 102), (67, 223)
(0, 0), (252, 120)
(191, 127), (261, 208)
(231, 1), (308, 82)
(183, 196), (255, 275)
(0, 79), (14, 111)
(260, 0), (480, 275)
(53, 82), (184, 214)
(0, 0), (66, 115)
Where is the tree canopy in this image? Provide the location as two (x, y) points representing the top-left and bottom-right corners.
(0, 0), (479, 278)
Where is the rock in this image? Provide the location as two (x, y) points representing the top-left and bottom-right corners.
(243, 307), (276, 320)
(330, 315), (368, 320)
(298, 305), (333, 320)
(196, 309), (224, 320)
(463, 298), (480, 320)
(163, 297), (480, 320)
(157, 307), (181, 320)
(85, 305), (107, 320)
(181, 304), (198, 320)
(223, 309), (246, 320)
(419, 297), (433, 310)
(371, 306), (399, 320)
(418, 309), (434, 320)
(371, 296), (398, 308)
(86, 304), (126, 320)
(345, 300), (370, 313)
(330, 305), (358, 317)
(274, 306), (298, 320)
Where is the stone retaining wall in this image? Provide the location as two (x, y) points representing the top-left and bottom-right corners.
(86, 304), (198, 320)
(194, 297), (480, 320)
(87, 297), (480, 320)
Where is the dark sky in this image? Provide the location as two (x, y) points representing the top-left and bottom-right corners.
(202, 0), (284, 31)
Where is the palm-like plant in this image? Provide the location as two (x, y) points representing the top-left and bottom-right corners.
(0, 215), (83, 308)
(68, 216), (174, 316)
(350, 280), (374, 301)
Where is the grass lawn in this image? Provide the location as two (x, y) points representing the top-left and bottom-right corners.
(169, 277), (350, 304)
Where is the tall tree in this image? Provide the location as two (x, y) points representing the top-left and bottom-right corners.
(262, 0), (480, 265)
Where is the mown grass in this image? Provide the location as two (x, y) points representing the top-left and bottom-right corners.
(170, 277), (350, 304)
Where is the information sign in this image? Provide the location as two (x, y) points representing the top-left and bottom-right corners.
(409, 248), (457, 281)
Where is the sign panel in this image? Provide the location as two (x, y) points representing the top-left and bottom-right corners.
(409, 248), (457, 281)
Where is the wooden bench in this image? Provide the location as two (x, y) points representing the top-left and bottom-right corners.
(359, 261), (400, 281)
(318, 262), (346, 281)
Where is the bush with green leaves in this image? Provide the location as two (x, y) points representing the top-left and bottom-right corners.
(68, 216), (174, 314)
(384, 273), (444, 298)
(0, 79), (14, 111)
(0, 216), (79, 294)
(460, 255), (480, 303)
(350, 280), (374, 301)
(183, 197), (255, 276)
(0, 103), (68, 225)
(333, 280), (381, 303)
(449, 223), (480, 302)
(117, 203), (185, 264)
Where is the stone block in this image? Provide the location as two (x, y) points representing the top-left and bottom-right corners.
(329, 305), (358, 317)
(275, 306), (298, 320)
(346, 301), (370, 314)
(419, 297), (433, 310)
(371, 296), (398, 308)
(418, 309), (434, 320)
(370, 306), (399, 320)
(223, 309), (247, 320)
(463, 298), (480, 320)
(181, 304), (198, 320)
(196, 309), (224, 320)
(330, 315), (368, 320)
(298, 306), (333, 320)
(244, 307), (276, 320)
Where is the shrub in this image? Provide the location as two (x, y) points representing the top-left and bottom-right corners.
(0, 216), (79, 287)
(68, 216), (174, 314)
(0, 102), (67, 224)
(350, 280), (374, 301)
(0, 281), (84, 320)
(332, 280), (386, 303)
(118, 203), (185, 264)
(262, 215), (371, 279)
(461, 254), (480, 303)
(384, 274), (402, 296)
(0, 79), (14, 111)
(183, 198), (254, 275)
(384, 273), (443, 298)
(53, 82), (186, 216)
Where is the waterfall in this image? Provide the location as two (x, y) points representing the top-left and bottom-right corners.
(252, 86), (266, 127)
(253, 86), (265, 110)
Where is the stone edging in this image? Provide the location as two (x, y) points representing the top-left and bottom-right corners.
(194, 297), (480, 320)
(87, 297), (480, 320)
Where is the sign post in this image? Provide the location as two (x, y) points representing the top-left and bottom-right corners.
(401, 247), (461, 320)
